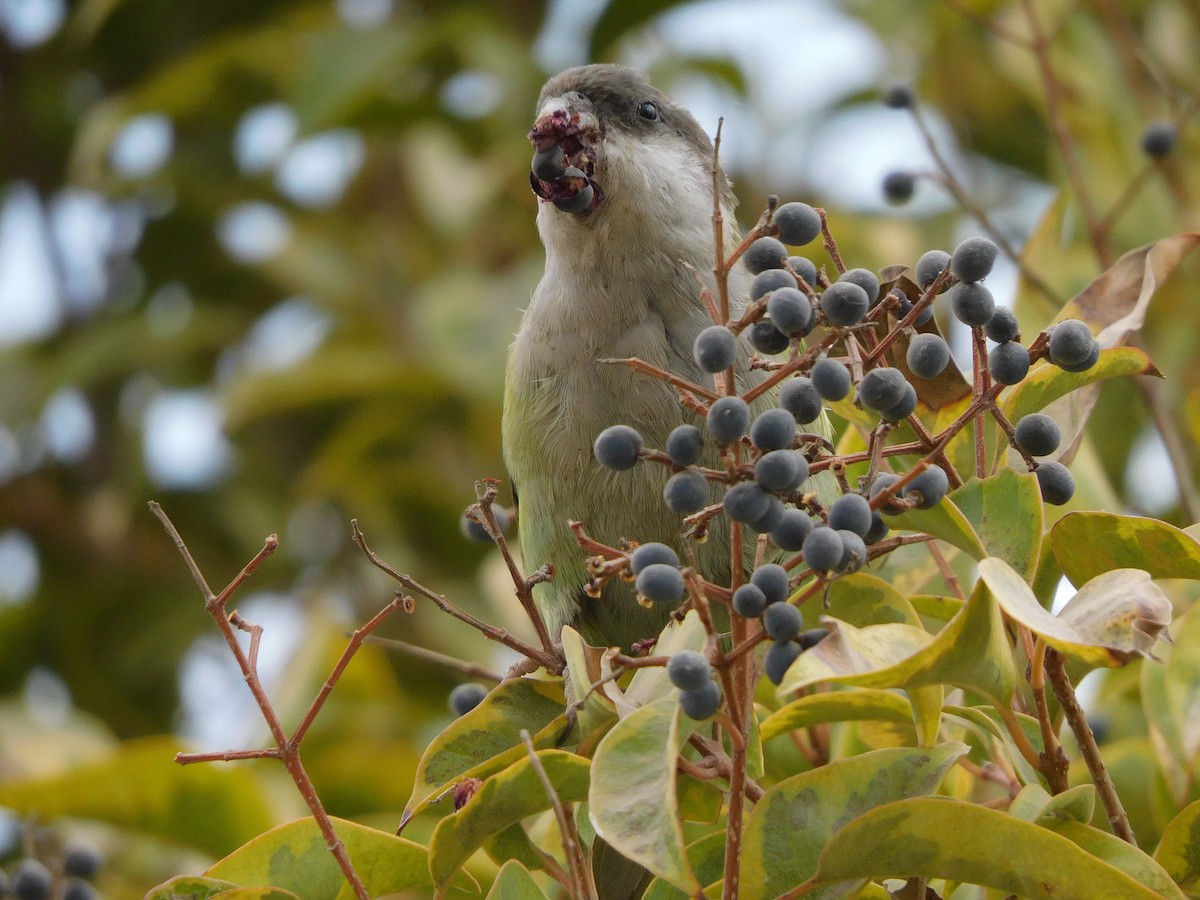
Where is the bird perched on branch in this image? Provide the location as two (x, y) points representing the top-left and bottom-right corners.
(504, 64), (754, 656)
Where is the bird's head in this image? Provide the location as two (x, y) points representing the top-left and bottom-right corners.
(528, 65), (733, 237)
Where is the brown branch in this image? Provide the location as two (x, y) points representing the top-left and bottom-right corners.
(361, 635), (504, 683)
(520, 730), (595, 900)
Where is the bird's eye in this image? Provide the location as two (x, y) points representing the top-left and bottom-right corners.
(637, 100), (660, 122)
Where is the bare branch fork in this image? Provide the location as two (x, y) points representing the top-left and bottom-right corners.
(148, 501), (403, 900)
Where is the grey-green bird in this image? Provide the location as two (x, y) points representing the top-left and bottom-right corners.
(504, 64), (825, 654)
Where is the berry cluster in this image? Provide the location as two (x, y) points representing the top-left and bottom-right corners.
(0, 843), (102, 900)
(581, 200), (1106, 717)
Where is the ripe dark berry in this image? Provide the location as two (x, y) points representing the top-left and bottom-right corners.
(883, 170), (915, 204)
(749, 495), (786, 534)
(750, 268), (796, 301)
(838, 529), (868, 572)
(764, 602), (804, 641)
(811, 358), (851, 401)
(906, 333), (950, 379)
(694, 325), (737, 374)
(707, 396), (751, 444)
(857, 367), (908, 412)
(881, 381), (918, 423)
(751, 563), (791, 605)
(732, 583), (768, 618)
(750, 408), (797, 452)
(1035, 461), (1075, 505)
(667, 650), (712, 692)
(764, 639), (803, 685)
(553, 168), (594, 214)
(449, 683), (489, 716)
(839, 268), (881, 306)
(12, 860), (52, 900)
(903, 465), (949, 509)
(882, 83), (915, 109)
(869, 472), (904, 514)
(1048, 319), (1094, 367)
(743, 236), (788, 274)
(820, 281), (870, 326)
(755, 449), (806, 493)
(637, 563), (686, 604)
(864, 510), (889, 544)
(748, 319), (791, 354)
(988, 341), (1031, 385)
(786, 256), (818, 288)
(767, 286), (814, 336)
(1014, 413), (1061, 458)
(915, 249), (951, 290)
(799, 627), (829, 650)
(828, 493), (872, 537)
(951, 236), (999, 283)
(985, 306), (1020, 344)
(779, 377), (824, 424)
(631, 542), (679, 575)
(62, 880), (99, 900)
(1141, 121), (1177, 159)
(679, 679), (721, 719)
(532, 145), (565, 181)
(724, 481), (773, 524)
(460, 506), (512, 543)
(594, 425), (642, 470)
(666, 424), (704, 467)
(802, 526), (844, 572)
(663, 469), (710, 514)
(1058, 341), (1099, 372)
(773, 202), (822, 246)
(949, 281), (995, 327)
(770, 509), (814, 551)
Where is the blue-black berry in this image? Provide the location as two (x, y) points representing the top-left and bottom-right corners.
(743, 236), (788, 274)
(906, 333), (950, 379)
(532, 145), (565, 181)
(881, 381), (918, 423)
(750, 268), (796, 302)
(1141, 121), (1177, 159)
(985, 306), (1020, 344)
(755, 450), (806, 493)
(663, 469), (709, 514)
(1035, 461), (1075, 505)
(838, 529), (868, 572)
(749, 319), (791, 355)
(988, 341), (1031, 385)
(763, 602), (803, 642)
(449, 683), (488, 717)
(707, 396), (751, 444)
(667, 650), (712, 692)
(950, 281), (995, 327)
(802, 526), (844, 572)
(828, 493), (872, 537)
(749, 495), (786, 534)
(666, 424), (704, 467)
(770, 509), (814, 551)
(883, 170), (915, 204)
(1058, 342), (1099, 373)
(637, 563), (686, 604)
(732, 583), (768, 618)
(1014, 414), (1061, 458)
(951, 236), (999, 283)
(779, 377), (824, 424)
(750, 408), (797, 452)
(1048, 319), (1094, 367)
(630, 542), (679, 575)
(724, 481), (773, 524)
(858, 367), (909, 412)
(903, 465), (949, 509)
(799, 627), (829, 650)
(679, 679), (722, 719)
(915, 249), (950, 291)
(774, 202), (822, 246)
(786, 256), (818, 289)
(694, 325), (737, 374)
(751, 563), (791, 605)
(594, 425), (642, 470)
(820, 281), (870, 326)
(767, 287), (814, 336)
(764, 639), (803, 685)
(811, 358), (851, 402)
(882, 83), (915, 109)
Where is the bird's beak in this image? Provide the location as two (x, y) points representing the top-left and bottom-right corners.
(528, 96), (603, 214)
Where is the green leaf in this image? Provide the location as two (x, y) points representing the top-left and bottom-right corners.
(979, 557), (1171, 666)
(885, 492), (986, 561)
(943, 705), (1045, 786)
(590, 699), (697, 893)
(760, 689), (914, 743)
(1142, 601), (1200, 803)
(485, 861), (551, 900)
(778, 575), (1015, 704)
(823, 573), (923, 627)
(209, 890), (300, 899)
(642, 831), (727, 900)
(1154, 798), (1200, 887)
(403, 677), (567, 823)
(950, 469), (1044, 580)
(561, 626), (619, 737)
(0, 735), (272, 858)
(1008, 782), (1096, 824)
(740, 743), (967, 900)
(146, 876), (243, 900)
(1042, 818), (1186, 898)
(812, 797), (1178, 898)
(206, 817), (432, 900)
(483, 824), (546, 874)
(430, 750), (590, 887)
(1052, 511), (1200, 587)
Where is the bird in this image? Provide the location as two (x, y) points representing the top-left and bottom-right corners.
(503, 63), (754, 657)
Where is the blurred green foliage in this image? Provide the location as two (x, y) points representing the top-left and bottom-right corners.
(0, 0), (1197, 894)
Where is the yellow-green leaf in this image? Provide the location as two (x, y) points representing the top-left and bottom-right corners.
(1052, 511), (1200, 587)
(206, 817), (432, 900)
(403, 677), (567, 823)
(0, 735), (272, 858)
(1142, 601), (1200, 803)
(760, 689), (913, 743)
(1154, 798), (1200, 888)
(430, 750), (590, 887)
(740, 743), (967, 900)
(485, 860), (551, 900)
(146, 876), (242, 899)
(950, 469), (1043, 580)
(1009, 782), (1096, 825)
(823, 573), (923, 627)
(980, 557), (1171, 666)
(590, 699), (697, 893)
(642, 831), (727, 900)
(884, 492), (986, 560)
(812, 797), (1177, 898)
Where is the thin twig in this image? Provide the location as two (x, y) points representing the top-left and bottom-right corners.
(361, 635), (504, 683)
(520, 730), (595, 900)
